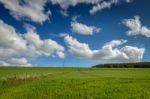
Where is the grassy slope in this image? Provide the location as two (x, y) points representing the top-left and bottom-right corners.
(0, 67), (150, 99)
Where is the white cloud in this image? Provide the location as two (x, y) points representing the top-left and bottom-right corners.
(122, 16), (150, 37)
(0, 0), (100, 23)
(50, 0), (132, 10)
(59, 10), (68, 16)
(0, 19), (65, 66)
(90, 0), (132, 14)
(64, 35), (145, 63)
(50, 0), (133, 15)
(59, 33), (69, 37)
(64, 35), (93, 58)
(0, 0), (133, 23)
(0, 0), (51, 23)
(71, 20), (100, 35)
(90, 0), (118, 14)
(120, 46), (145, 62)
(50, 0), (100, 9)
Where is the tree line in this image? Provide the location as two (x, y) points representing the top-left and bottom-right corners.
(93, 62), (150, 68)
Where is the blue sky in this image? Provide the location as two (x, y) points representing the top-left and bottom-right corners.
(0, 0), (150, 67)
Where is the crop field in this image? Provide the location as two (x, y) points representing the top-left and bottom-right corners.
(0, 67), (150, 99)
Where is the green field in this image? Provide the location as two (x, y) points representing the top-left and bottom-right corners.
(0, 67), (150, 99)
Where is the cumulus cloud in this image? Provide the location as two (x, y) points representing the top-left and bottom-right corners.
(50, 0), (100, 9)
(50, 0), (131, 10)
(0, 0), (51, 23)
(50, 0), (133, 16)
(71, 19), (100, 35)
(122, 16), (150, 37)
(0, 0), (99, 23)
(90, 0), (118, 14)
(90, 0), (132, 14)
(0, 19), (65, 66)
(0, 0), (133, 23)
(64, 35), (145, 63)
(64, 35), (93, 58)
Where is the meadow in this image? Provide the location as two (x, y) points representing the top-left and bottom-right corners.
(0, 67), (150, 99)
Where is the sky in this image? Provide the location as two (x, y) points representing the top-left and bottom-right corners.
(0, 0), (150, 67)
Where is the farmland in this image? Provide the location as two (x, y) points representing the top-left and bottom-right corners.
(0, 67), (150, 99)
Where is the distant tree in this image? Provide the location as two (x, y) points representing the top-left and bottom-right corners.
(93, 62), (150, 68)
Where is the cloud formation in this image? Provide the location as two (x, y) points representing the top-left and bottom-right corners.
(0, 0), (133, 23)
(0, 0), (51, 23)
(71, 19), (100, 35)
(90, 0), (132, 14)
(64, 35), (145, 63)
(122, 16), (150, 37)
(0, 20), (64, 66)
(50, 0), (100, 9)
(90, 0), (118, 14)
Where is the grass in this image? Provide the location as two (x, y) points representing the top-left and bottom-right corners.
(0, 67), (150, 99)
